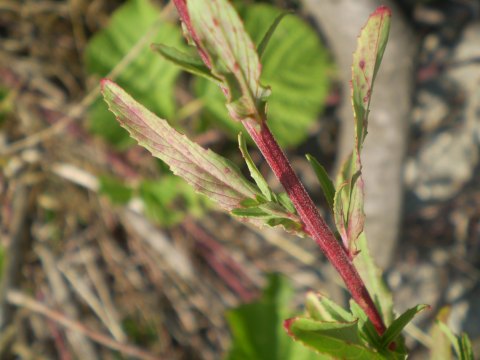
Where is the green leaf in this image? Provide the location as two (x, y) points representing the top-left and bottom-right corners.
(88, 100), (135, 149)
(187, 0), (269, 121)
(334, 6), (391, 255)
(239, 132), (273, 201)
(231, 200), (304, 236)
(196, 4), (331, 148)
(350, 300), (382, 349)
(102, 80), (258, 212)
(102, 81), (304, 234)
(99, 176), (134, 205)
(353, 233), (395, 327)
(226, 274), (318, 360)
(257, 11), (291, 59)
(0, 85), (13, 125)
(85, 0), (184, 147)
(351, 6), (391, 151)
(285, 317), (384, 360)
(459, 333), (474, 360)
(305, 154), (335, 211)
(231, 207), (271, 218)
(334, 160), (365, 254)
(438, 321), (462, 356)
(436, 314), (475, 360)
(380, 304), (429, 349)
(275, 193), (296, 214)
(139, 177), (205, 226)
(430, 307), (453, 360)
(305, 292), (355, 323)
(150, 43), (220, 82)
(0, 244), (5, 279)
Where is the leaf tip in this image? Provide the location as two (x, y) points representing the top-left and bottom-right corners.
(100, 78), (114, 93)
(283, 317), (296, 337)
(373, 5), (392, 17)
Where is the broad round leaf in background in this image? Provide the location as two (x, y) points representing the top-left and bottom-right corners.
(85, 0), (184, 148)
(195, 4), (331, 148)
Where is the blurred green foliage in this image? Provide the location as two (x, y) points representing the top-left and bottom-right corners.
(0, 86), (13, 125)
(99, 176), (134, 205)
(85, 0), (184, 149)
(139, 177), (207, 226)
(99, 174), (210, 227)
(226, 274), (318, 360)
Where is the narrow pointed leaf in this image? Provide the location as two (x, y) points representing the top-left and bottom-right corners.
(151, 43), (220, 82)
(306, 154), (335, 211)
(459, 333), (474, 360)
(350, 300), (382, 349)
(430, 308), (453, 360)
(102, 80), (304, 235)
(257, 11), (291, 59)
(305, 292), (355, 323)
(186, 0), (269, 121)
(380, 304), (429, 348)
(101, 80), (258, 211)
(438, 321), (462, 357)
(231, 207), (271, 218)
(196, 4), (331, 148)
(284, 317), (384, 359)
(351, 6), (391, 150)
(227, 274), (318, 360)
(276, 192), (296, 214)
(437, 318), (475, 360)
(239, 132), (273, 201)
(334, 6), (390, 255)
(232, 200), (304, 236)
(353, 233), (395, 326)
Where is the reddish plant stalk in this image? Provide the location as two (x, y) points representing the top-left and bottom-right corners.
(172, 0), (386, 337)
(242, 119), (387, 336)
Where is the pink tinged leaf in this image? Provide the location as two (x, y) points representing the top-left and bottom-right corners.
(172, 0), (212, 68)
(335, 6), (390, 257)
(101, 80), (259, 211)
(186, 0), (269, 121)
(351, 5), (391, 150)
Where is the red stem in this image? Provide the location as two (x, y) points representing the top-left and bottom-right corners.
(242, 119), (386, 335)
(170, 0), (385, 336)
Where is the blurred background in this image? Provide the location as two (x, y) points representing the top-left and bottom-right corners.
(0, 0), (479, 358)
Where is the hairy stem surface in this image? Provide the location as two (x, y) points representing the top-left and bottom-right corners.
(242, 119), (386, 335)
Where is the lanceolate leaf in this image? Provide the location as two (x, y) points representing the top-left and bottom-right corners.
(226, 274), (318, 360)
(239, 132), (273, 201)
(257, 11), (291, 59)
(436, 315), (475, 360)
(430, 308), (453, 360)
(380, 304), (429, 349)
(196, 4), (331, 148)
(102, 80), (304, 235)
(101, 80), (258, 211)
(305, 292), (355, 323)
(351, 5), (391, 151)
(232, 199), (304, 236)
(350, 300), (382, 349)
(353, 233), (395, 326)
(151, 43), (220, 82)
(284, 317), (384, 360)
(334, 7), (391, 255)
(306, 154), (335, 212)
(334, 152), (365, 255)
(186, 0), (269, 121)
